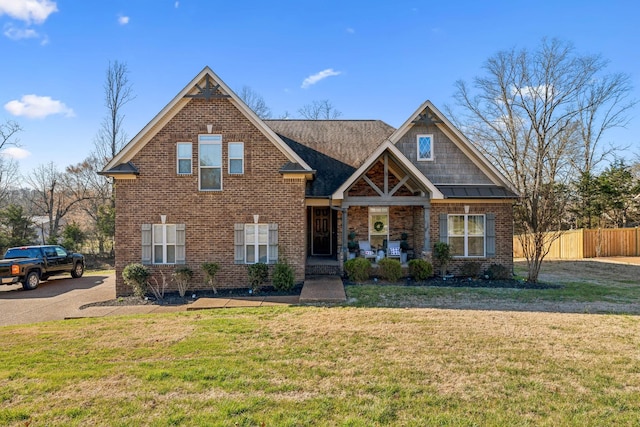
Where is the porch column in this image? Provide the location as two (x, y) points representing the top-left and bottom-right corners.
(342, 208), (348, 262)
(423, 205), (431, 254)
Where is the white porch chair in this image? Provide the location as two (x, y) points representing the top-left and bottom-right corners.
(386, 241), (401, 260)
(358, 241), (376, 261)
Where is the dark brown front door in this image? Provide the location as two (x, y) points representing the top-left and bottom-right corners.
(312, 207), (331, 255)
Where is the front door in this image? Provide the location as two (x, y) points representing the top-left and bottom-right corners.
(312, 207), (331, 255)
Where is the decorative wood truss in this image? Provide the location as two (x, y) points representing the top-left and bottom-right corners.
(343, 152), (430, 207)
(184, 74), (231, 100)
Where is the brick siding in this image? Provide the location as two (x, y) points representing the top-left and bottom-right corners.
(114, 98), (306, 296)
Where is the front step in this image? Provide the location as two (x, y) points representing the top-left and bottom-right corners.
(306, 264), (341, 277)
(300, 276), (346, 303)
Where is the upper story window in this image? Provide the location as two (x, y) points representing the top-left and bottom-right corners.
(199, 135), (222, 191)
(417, 134), (433, 161)
(228, 142), (244, 174)
(177, 142), (192, 174)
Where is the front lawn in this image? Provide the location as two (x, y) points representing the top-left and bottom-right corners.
(1, 306), (640, 426)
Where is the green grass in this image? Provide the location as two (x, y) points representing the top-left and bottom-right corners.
(1, 306), (640, 426)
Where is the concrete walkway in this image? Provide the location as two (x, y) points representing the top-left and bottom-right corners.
(0, 274), (346, 326)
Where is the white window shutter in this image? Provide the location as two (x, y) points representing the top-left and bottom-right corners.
(234, 224), (244, 264)
(176, 224), (186, 264)
(268, 223), (278, 264)
(141, 224), (152, 264)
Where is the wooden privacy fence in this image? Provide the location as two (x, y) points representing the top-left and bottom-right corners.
(513, 228), (640, 259)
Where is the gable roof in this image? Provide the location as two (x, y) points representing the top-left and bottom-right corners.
(389, 100), (518, 194)
(265, 120), (394, 169)
(266, 120), (394, 197)
(102, 67), (312, 174)
(331, 140), (445, 200)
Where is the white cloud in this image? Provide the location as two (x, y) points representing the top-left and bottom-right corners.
(118, 15), (130, 25)
(3, 24), (39, 40)
(174, 1), (180, 8)
(301, 68), (342, 89)
(0, 0), (58, 24)
(1, 147), (31, 160)
(346, 27), (355, 34)
(4, 94), (75, 119)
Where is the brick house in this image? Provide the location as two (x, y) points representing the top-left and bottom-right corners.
(101, 67), (518, 296)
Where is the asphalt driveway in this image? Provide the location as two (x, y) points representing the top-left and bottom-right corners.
(0, 273), (115, 327)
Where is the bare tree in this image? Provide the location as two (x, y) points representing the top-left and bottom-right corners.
(26, 162), (91, 244)
(238, 86), (272, 119)
(93, 61), (135, 166)
(0, 120), (22, 206)
(298, 99), (342, 119)
(453, 38), (635, 282)
(66, 156), (113, 253)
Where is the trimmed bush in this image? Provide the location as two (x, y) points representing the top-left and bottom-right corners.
(201, 262), (220, 294)
(272, 259), (295, 292)
(408, 259), (433, 281)
(122, 263), (150, 297)
(377, 258), (402, 282)
(344, 257), (371, 283)
(173, 266), (194, 298)
(247, 263), (268, 292)
(484, 263), (512, 280)
(460, 261), (482, 279)
(433, 242), (452, 278)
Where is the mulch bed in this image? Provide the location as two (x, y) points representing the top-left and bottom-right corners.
(81, 283), (303, 309)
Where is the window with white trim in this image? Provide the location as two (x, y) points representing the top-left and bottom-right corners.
(417, 134), (433, 161)
(245, 224), (268, 263)
(154, 224), (176, 263)
(177, 142), (192, 174)
(448, 214), (485, 257)
(234, 223), (278, 264)
(199, 135), (222, 191)
(228, 142), (244, 174)
(369, 207), (388, 249)
(141, 223), (186, 265)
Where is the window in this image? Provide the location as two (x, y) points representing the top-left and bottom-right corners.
(234, 223), (278, 264)
(228, 142), (244, 174)
(199, 135), (222, 190)
(245, 224), (268, 263)
(417, 134), (433, 161)
(177, 142), (192, 174)
(141, 223), (185, 264)
(448, 215), (485, 257)
(369, 207), (388, 249)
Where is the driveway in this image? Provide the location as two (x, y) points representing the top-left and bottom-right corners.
(0, 273), (115, 327)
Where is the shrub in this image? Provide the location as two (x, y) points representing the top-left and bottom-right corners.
(172, 266), (194, 298)
(460, 261), (482, 279)
(247, 263), (268, 293)
(433, 242), (452, 278)
(122, 263), (150, 297)
(377, 258), (402, 282)
(408, 259), (433, 281)
(201, 262), (220, 294)
(148, 269), (168, 300)
(344, 257), (371, 283)
(272, 259), (295, 292)
(484, 263), (512, 280)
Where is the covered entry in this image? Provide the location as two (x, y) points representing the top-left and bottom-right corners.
(307, 206), (338, 257)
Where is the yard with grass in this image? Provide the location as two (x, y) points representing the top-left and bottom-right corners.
(1, 260), (639, 426)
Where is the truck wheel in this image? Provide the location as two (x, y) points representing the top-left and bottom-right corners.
(71, 262), (84, 278)
(22, 271), (40, 290)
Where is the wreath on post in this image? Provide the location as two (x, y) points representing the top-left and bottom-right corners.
(373, 221), (384, 232)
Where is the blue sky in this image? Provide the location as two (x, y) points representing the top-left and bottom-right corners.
(1, 0), (639, 176)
